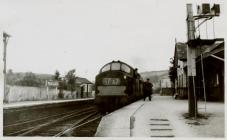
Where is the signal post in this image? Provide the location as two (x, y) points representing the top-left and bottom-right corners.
(186, 4), (197, 118)
(186, 3), (220, 118)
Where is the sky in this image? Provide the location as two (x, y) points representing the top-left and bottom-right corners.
(0, 0), (226, 81)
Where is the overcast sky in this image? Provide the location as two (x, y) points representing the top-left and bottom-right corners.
(0, 0), (226, 81)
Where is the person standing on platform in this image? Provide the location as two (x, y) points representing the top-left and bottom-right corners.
(143, 78), (153, 101)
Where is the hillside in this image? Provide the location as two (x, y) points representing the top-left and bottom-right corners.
(140, 70), (169, 82)
(6, 72), (92, 86)
(140, 70), (169, 90)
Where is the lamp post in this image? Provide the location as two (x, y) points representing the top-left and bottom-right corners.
(3, 32), (11, 103)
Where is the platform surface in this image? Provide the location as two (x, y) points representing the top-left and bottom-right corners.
(95, 101), (144, 137)
(3, 98), (94, 109)
(95, 95), (225, 137)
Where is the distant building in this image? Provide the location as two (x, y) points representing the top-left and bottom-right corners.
(45, 80), (58, 99)
(75, 77), (93, 98)
(46, 77), (93, 99)
(160, 78), (174, 96)
(46, 80), (59, 87)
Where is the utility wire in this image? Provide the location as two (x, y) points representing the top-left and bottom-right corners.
(212, 17), (215, 38)
(205, 21), (208, 39)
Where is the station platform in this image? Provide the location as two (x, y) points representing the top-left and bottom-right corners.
(95, 95), (225, 137)
(3, 98), (94, 109)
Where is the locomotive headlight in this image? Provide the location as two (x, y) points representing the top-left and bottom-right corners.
(124, 75), (127, 79)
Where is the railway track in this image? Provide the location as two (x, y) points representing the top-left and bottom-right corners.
(4, 106), (102, 137)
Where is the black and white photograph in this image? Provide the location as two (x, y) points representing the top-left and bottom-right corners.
(0, 0), (225, 138)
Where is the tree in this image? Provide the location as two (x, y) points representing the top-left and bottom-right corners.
(54, 70), (60, 81)
(65, 69), (76, 94)
(58, 79), (66, 99)
(53, 70), (65, 99)
(6, 69), (14, 85)
(18, 72), (41, 87)
(8, 69), (13, 74)
(169, 58), (177, 89)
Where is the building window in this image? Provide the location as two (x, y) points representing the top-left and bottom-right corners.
(216, 74), (219, 86)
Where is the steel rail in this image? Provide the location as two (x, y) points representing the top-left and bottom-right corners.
(4, 107), (96, 136)
(6, 126), (34, 136)
(54, 112), (99, 136)
(64, 115), (102, 136)
(4, 106), (95, 128)
(5, 110), (94, 136)
(18, 109), (97, 136)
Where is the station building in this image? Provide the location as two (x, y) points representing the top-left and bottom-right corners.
(173, 38), (224, 101)
(75, 77), (93, 98)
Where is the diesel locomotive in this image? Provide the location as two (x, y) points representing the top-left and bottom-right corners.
(95, 60), (144, 111)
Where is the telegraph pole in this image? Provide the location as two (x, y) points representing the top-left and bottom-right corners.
(3, 32), (10, 103)
(186, 4), (197, 118)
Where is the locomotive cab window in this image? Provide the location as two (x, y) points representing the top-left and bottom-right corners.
(121, 64), (131, 73)
(111, 63), (121, 70)
(101, 64), (111, 72)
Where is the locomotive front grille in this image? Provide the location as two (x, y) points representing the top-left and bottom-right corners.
(97, 86), (126, 96)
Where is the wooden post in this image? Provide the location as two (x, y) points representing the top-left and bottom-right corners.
(3, 32), (10, 103)
(201, 54), (207, 116)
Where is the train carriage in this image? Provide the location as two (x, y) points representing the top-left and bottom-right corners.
(95, 60), (143, 111)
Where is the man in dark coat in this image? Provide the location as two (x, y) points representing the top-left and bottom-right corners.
(143, 78), (153, 101)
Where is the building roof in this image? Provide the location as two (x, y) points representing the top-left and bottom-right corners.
(76, 77), (92, 84)
(197, 39), (224, 61)
(175, 42), (187, 60)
